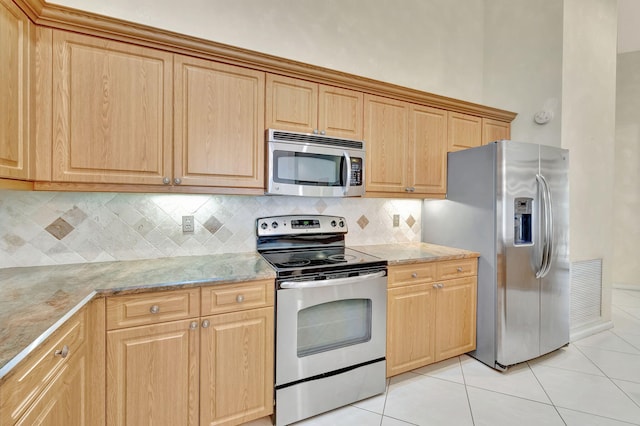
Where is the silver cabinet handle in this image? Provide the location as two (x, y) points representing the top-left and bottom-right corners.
(411, 273), (418, 278)
(189, 321), (198, 330)
(313, 129), (319, 134)
(173, 177), (182, 185)
(320, 130), (326, 135)
(456, 267), (463, 272)
(439, 283), (444, 288)
(149, 305), (160, 314)
(433, 284), (438, 288)
(162, 177), (170, 185)
(236, 294), (245, 303)
(201, 319), (210, 328)
(54, 345), (69, 358)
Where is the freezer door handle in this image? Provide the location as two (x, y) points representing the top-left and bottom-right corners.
(535, 174), (554, 278)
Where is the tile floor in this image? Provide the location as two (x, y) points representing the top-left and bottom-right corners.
(251, 288), (640, 425)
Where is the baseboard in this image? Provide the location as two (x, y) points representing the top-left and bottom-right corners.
(570, 319), (614, 342)
(613, 283), (640, 291)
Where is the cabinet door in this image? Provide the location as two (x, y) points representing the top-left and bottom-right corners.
(364, 94), (409, 193)
(107, 319), (199, 426)
(174, 56), (265, 188)
(447, 111), (481, 152)
(200, 307), (274, 426)
(386, 283), (436, 377)
(408, 105), (447, 194)
(434, 277), (477, 361)
(266, 74), (317, 133)
(51, 30), (173, 184)
(482, 118), (510, 145)
(14, 347), (89, 426)
(318, 85), (363, 139)
(0, 0), (33, 180)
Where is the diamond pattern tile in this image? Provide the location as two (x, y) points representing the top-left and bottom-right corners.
(0, 190), (422, 267)
(45, 218), (74, 240)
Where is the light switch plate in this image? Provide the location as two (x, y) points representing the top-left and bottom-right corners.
(393, 214), (400, 227)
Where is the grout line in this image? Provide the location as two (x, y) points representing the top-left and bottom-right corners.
(527, 360), (568, 425)
(458, 356), (477, 426)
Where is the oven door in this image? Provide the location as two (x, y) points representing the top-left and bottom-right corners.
(267, 140), (364, 197)
(275, 270), (386, 387)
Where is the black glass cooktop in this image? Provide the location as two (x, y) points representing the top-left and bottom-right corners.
(260, 247), (384, 273)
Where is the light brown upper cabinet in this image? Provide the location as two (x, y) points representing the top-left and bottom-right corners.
(266, 74), (364, 140)
(365, 95), (447, 197)
(447, 111), (482, 152)
(174, 55), (265, 188)
(0, 0), (34, 181)
(482, 117), (511, 145)
(45, 30), (173, 185)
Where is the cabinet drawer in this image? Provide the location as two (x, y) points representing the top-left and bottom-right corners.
(106, 288), (200, 330)
(436, 258), (478, 281)
(201, 280), (274, 315)
(388, 263), (437, 288)
(0, 306), (88, 425)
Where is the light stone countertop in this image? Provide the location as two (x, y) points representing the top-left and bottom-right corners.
(0, 242), (477, 381)
(0, 252), (275, 380)
(353, 242), (479, 265)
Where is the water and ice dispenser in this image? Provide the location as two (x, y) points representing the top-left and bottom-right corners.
(514, 197), (533, 245)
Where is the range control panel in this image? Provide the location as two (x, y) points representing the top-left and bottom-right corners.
(256, 215), (347, 237)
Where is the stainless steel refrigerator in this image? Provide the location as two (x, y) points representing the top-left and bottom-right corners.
(423, 141), (570, 370)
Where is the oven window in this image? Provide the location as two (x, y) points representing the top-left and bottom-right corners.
(297, 298), (372, 357)
(274, 151), (344, 186)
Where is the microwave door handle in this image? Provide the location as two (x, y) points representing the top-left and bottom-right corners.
(343, 151), (352, 195)
(280, 270), (386, 289)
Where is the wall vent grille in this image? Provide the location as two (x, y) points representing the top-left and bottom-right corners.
(570, 259), (602, 328)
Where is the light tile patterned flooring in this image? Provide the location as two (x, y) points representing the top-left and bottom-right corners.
(250, 288), (640, 425)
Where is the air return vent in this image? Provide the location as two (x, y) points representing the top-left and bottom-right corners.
(570, 259), (602, 328)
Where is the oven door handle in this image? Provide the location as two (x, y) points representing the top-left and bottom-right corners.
(280, 270), (386, 289)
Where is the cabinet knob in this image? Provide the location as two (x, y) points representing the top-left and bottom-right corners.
(162, 177), (170, 185)
(313, 129), (319, 134)
(438, 283), (444, 288)
(173, 177), (182, 185)
(236, 294), (245, 303)
(320, 130), (326, 135)
(54, 345), (69, 358)
(202, 319), (210, 328)
(433, 284), (438, 289)
(457, 267), (463, 272)
(149, 305), (160, 314)
(189, 321), (198, 330)
(411, 273), (418, 278)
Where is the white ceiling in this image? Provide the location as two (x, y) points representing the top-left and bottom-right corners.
(618, 0), (640, 53)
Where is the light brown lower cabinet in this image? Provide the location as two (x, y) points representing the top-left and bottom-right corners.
(0, 298), (105, 426)
(106, 283), (274, 426)
(386, 259), (477, 377)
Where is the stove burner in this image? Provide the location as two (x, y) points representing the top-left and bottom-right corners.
(280, 258), (311, 267)
(328, 254), (356, 262)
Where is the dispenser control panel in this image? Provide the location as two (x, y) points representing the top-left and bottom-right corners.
(514, 197), (533, 245)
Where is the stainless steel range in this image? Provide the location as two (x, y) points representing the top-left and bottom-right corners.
(256, 215), (387, 426)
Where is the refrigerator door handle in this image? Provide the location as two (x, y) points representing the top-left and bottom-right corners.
(535, 174), (549, 278)
(540, 174), (554, 277)
(535, 174), (553, 278)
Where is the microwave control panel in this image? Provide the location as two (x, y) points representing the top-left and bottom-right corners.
(350, 158), (363, 186)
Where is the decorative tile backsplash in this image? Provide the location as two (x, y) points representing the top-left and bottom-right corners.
(0, 190), (421, 268)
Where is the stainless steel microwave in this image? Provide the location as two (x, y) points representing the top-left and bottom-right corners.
(266, 129), (365, 197)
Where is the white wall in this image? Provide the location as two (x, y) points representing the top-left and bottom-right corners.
(562, 0), (618, 321)
(483, 0), (563, 146)
(614, 51), (640, 288)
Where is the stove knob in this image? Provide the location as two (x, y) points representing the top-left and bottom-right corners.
(339, 220), (345, 228)
(331, 220), (337, 227)
(271, 221), (279, 229)
(260, 222), (268, 230)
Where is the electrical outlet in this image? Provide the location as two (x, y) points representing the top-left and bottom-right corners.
(393, 214), (400, 227)
(182, 215), (194, 233)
